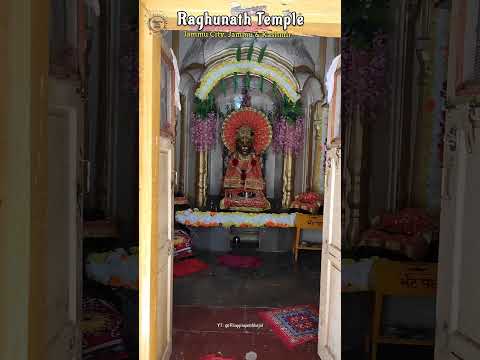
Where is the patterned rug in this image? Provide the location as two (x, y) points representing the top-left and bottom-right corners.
(82, 298), (129, 360)
(258, 304), (319, 349)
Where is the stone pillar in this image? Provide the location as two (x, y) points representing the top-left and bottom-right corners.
(281, 151), (295, 209)
(345, 106), (369, 246)
(195, 150), (208, 208)
(311, 102), (328, 193)
(178, 94), (187, 194)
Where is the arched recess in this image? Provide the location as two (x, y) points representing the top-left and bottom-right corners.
(183, 38), (317, 75)
(294, 75), (326, 194)
(177, 72), (197, 199)
(208, 74), (285, 199)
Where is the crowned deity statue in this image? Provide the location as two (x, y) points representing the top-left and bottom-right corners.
(220, 106), (272, 212)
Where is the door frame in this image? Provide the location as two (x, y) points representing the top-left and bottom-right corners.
(318, 57), (342, 360)
(435, 1), (480, 358)
(139, 1), (175, 359)
(1, 0), (50, 359)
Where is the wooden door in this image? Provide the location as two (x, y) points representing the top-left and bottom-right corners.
(139, 2), (175, 359)
(435, 1), (480, 359)
(46, 102), (82, 357)
(435, 104), (480, 360)
(318, 58), (341, 360)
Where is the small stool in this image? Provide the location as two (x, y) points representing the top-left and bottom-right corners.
(370, 260), (437, 360)
(293, 213), (323, 263)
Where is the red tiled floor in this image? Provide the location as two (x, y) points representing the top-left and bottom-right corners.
(172, 306), (320, 360)
(173, 305), (247, 333)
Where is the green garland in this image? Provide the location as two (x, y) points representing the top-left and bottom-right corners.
(247, 41), (254, 61)
(219, 78), (227, 97)
(236, 46), (242, 61)
(258, 45), (267, 63)
(193, 94), (216, 118)
(233, 72), (238, 92)
(280, 96), (302, 124)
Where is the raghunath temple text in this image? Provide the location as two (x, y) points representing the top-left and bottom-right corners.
(177, 11), (304, 31)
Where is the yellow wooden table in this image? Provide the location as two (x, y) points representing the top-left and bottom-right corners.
(292, 213), (323, 263)
(370, 260), (437, 360)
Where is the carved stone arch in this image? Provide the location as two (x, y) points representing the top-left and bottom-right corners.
(179, 72), (196, 96)
(301, 75), (325, 104)
(181, 38), (207, 71)
(202, 38), (316, 71)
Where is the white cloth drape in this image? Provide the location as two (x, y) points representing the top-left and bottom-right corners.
(325, 55), (341, 104)
(170, 48), (182, 111)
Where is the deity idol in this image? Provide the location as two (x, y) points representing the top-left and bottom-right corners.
(220, 107), (272, 212)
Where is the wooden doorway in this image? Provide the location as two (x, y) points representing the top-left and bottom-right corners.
(139, 1), (175, 359)
(318, 57), (342, 360)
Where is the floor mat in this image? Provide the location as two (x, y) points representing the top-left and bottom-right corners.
(174, 258), (209, 277)
(257, 304), (319, 350)
(172, 305), (319, 360)
(82, 297), (129, 360)
(217, 254), (263, 269)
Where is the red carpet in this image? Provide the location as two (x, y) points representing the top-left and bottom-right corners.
(173, 258), (209, 277)
(258, 304), (319, 349)
(217, 254), (262, 269)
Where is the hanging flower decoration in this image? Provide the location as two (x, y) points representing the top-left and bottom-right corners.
(191, 112), (217, 152)
(342, 31), (387, 121)
(272, 97), (305, 156)
(342, 0), (389, 120)
(195, 60), (300, 102)
(273, 116), (305, 156)
(191, 96), (218, 152)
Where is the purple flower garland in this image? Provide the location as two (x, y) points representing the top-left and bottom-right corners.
(343, 32), (387, 121)
(191, 112), (217, 152)
(272, 116), (305, 156)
